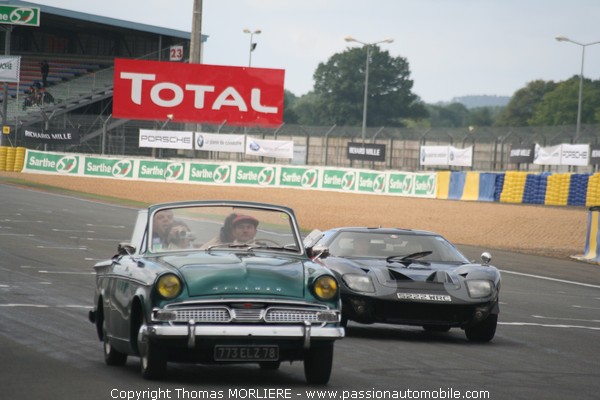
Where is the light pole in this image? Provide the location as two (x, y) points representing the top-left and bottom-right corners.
(555, 36), (600, 142)
(344, 36), (393, 144)
(243, 28), (261, 67)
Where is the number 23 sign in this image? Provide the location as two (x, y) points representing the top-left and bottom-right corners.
(169, 45), (183, 61)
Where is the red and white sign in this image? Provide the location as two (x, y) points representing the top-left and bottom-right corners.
(113, 58), (285, 127)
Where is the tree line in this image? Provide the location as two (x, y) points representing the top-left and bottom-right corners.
(282, 45), (600, 129)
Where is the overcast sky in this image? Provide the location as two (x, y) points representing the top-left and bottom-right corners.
(27, 0), (600, 104)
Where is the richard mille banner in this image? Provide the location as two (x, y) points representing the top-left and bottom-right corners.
(23, 128), (80, 144)
(347, 142), (386, 162)
(509, 144), (535, 163)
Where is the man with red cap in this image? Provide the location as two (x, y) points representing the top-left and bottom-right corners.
(201, 213), (259, 249)
(230, 214), (259, 243)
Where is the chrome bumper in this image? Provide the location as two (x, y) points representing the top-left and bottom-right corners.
(139, 321), (345, 349)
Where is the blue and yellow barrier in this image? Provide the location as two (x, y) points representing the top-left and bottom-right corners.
(571, 206), (600, 264)
(436, 171), (499, 202)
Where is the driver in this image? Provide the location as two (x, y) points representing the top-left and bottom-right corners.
(231, 215), (259, 243)
(201, 213), (259, 249)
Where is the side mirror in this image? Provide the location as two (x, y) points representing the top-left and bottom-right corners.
(481, 252), (492, 265)
(307, 244), (330, 260)
(118, 242), (136, 256)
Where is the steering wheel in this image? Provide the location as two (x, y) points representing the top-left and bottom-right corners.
(246, 238), (281, 247)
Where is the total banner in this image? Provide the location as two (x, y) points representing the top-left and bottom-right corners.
(21, 150), (437, 199)
(113, 58), (285, 126)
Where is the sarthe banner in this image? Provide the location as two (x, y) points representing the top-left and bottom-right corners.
(194, 132), (245, 153)
(23, 128), (80, 144)
(0, 56), (21, 83)
(245, 137), (293, 159)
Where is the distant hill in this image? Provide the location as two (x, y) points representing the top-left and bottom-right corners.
(450, 95), (510, 109)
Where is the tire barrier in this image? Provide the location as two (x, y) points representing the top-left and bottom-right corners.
(436, 171), (501, 202)
(0, 146), (26, 172)
(571, 206), (600, 264)
(500, 171), (528, 203)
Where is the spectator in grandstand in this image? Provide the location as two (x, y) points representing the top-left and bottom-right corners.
(22, 85), (36, 110)
(39, 87), (55, 105)
(40, 60), (49, 87)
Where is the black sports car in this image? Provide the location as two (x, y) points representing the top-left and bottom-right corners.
(305, 227), (501, 342)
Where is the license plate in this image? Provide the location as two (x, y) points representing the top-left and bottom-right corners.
(214, 345), (279, 361)
(397, 293), (452, 302)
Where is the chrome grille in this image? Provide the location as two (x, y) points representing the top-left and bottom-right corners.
(174, 307), (231, 323)
(265, 308), (320, 323)
(231, 308), (264, 322)
(163, 302), (328, 324)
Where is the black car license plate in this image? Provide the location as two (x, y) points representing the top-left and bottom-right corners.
(214, 345), (279, 361)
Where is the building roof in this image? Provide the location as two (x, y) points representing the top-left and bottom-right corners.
(1, 0), (200, 41)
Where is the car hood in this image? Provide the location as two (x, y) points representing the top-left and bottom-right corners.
(160, 252), (306, 298)
(327, 257), (496, 285)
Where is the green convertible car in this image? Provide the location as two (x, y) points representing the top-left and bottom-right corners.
(88, 200), (344, 383)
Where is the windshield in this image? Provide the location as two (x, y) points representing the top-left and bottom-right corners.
(149, 205), (301, 254)
(327, 231), (469, 263)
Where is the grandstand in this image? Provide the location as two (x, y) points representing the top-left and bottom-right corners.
(0, 0), (196, 151)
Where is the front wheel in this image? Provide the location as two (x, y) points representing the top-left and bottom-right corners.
(103, 324), (127, 366)
(465, 314), (498, 342)
(304, 343), (334, 384)
(138, 319), (167, 380)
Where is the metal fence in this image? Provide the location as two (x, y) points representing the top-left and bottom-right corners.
(12, 113), (600, 174)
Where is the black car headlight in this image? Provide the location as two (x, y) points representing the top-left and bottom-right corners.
(156, 273), (182, 299)
(313, 275), (338, 301)
(466, 280), (494, 298)
(342, 274), (375, 292)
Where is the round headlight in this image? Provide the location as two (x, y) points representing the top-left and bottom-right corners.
(156, 274), (182, 299)
(313, 275), (338, 301)
(466, 279), (494, 298)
